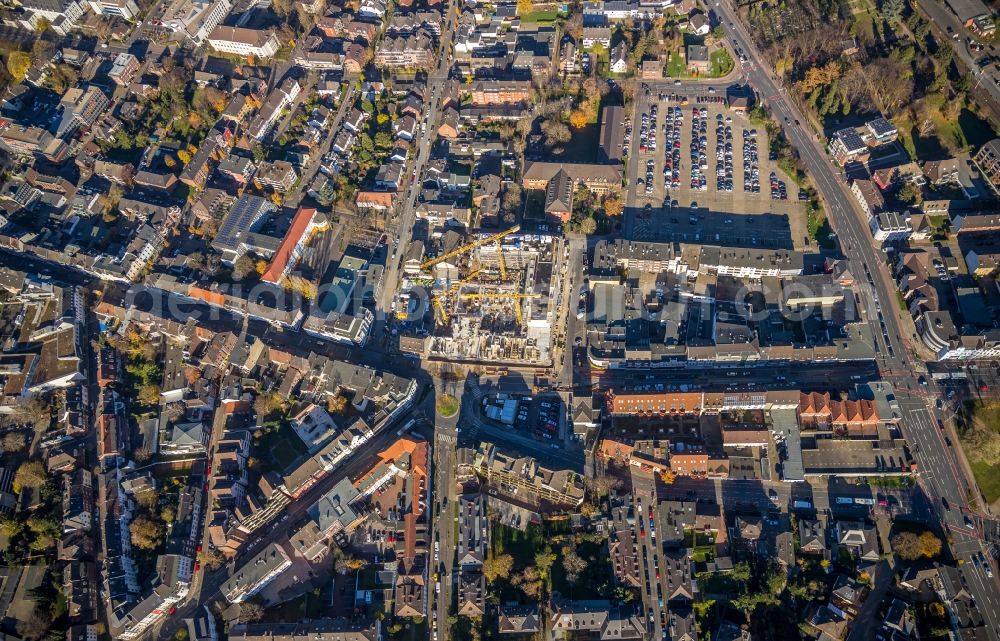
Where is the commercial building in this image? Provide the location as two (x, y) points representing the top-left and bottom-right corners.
(229, 620), (380, 641)
(161, 0), (233, 44)
(211, 195), (279, 265)
(207, 27), (281, 58)
(88, 0), (140, 19)
(599, 105), (625, 164)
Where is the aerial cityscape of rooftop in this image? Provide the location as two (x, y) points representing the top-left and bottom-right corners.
(2, 0), (1000, 639)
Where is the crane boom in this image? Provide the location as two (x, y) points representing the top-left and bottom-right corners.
(496, 240), (507, 281)
(419, 226), (520, 271)
(458, 292), (540, 325)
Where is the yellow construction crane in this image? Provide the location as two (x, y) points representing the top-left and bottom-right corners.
(496, 240), (507, 281)
(419, 226), (520, 271)
(459, 292), (541, 325)
(433, 297), (448, 324)
(432, 269), (482, 326)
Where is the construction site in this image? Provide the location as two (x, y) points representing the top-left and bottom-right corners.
(396, 226), (562, 366)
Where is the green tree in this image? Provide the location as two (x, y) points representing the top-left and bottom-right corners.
(129, 515), (165, 550)
(879, 0), (904, 20)
(374, 131), (393, 150)
(535, 547), (557, 578)
(898, 182), (923, 206)
(233, 254), (255, 280)
(359, 133), (375, 153)
(6, 51), (31, 83)
(14, 461), (45, 493)
(483, 553), (514, 582)
(137, 383), (161, 407)
(0, 516), (24, 538)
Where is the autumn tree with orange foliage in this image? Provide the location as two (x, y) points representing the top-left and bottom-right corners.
(569, 110), (590, 128)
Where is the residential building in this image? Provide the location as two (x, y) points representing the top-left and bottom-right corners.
(469, 80), (532, 106)
(830, 128), (870, 165)
(375, 32), (435, 68)
(0, 124), (69, 162)
(686, 45), (710, 74)
(582, 26), (611, 48)
(498, 605), (542, 635)
(457, 494), (487, 569)
(19, 0), (87, 34)
(610, 43), (628, 73)
(851, 178), (884, 219)
(799, 391), (879, 438)
(220, 543), (292, 603)
(109, 54), (141, 86)
(55, 86), (110, 138)
(866, 117), (898, 144)
(974, 139), (1000, 191)
(473, 443), (584, 508)
(548, 600), (645, 641)
(255, 160), (298, 193)
(922, 158), (961, 185)
(869, 211), (912, 245)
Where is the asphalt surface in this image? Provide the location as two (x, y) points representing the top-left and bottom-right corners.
(714, 0), (1000, 634)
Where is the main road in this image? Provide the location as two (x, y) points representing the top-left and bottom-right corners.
(714, 0), (1000, 635)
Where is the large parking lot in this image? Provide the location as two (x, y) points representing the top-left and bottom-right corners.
(626, 93), (807, 250)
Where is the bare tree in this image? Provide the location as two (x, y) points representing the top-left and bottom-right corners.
(1, 432), (25, 453)
(165, 402), (186, 424)
(239, 601), (265, 623)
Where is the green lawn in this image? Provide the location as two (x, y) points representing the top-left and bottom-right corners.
(263, 589), (327, 621)
(971, 460), (1000, 504)
(492, 522), (547, 568)
(691, 545), (715, 563)
(807, 202), (835, 249)
(551, 539), (613, 599)
(436, 394), (459, 417)
(666, 49), (733, 78)
(666, 52), (686, 78)
(709, 49), (734, 77)
(698, 573), (740, 595)
(559, 124), (600, 162)
(258, 421), (309, 472)
(519, 8), (558, 22)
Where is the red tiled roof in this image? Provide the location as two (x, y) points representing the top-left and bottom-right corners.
(262, 207), (317, 284)
(608, 391), (703, 414)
